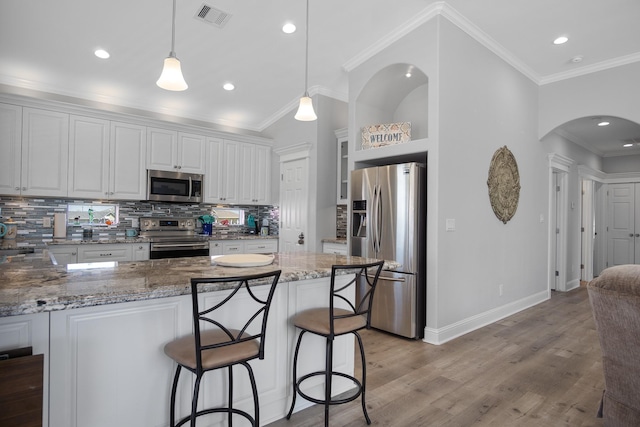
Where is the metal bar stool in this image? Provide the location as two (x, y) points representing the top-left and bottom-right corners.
(164, 270), (281, 427)
(286, 260), (384, 426)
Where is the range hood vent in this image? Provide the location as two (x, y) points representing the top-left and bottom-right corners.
(194, 3), (232, 28)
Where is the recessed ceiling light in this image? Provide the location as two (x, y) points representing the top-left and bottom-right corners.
(623, 143), (633, 147)
(223, 82), (235, 91)
(94, 49), (110, 59)
(405, 72), (412, 78)
(597, 120), (610, 127)
(553, 36), (569, 45)
(282, 23), (296, 34)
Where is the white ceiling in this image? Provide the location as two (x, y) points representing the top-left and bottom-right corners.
(1, 0), (640, 156)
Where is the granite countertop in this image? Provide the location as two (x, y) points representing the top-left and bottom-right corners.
(47, 234), (278, 245)
(0, 252), (399, 317)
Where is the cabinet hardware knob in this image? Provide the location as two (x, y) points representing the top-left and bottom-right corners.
(22, 187), (27, 191)
(15, 187), (20, 191)
(631, 234), (635, 237)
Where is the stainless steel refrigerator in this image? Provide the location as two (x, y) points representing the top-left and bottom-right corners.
(350, 162), (426, 339)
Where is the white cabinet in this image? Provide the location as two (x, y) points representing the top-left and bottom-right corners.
(21, 107), (69, 197)
(205, 138), (240, 204)
(245, 239), (278, 254)
(147, 128), (206, 174)
(210, 239), (278, 255)
(0, 103), (23, 195)
(68, 118), (146, 200)
(239, 142), (271, 205)
(68, 115), (110, 198)
(335, 128), (348, 204)
(109, 122), (147, 200)
(78, 244), (133, 262)
(48, 245), (79, 265)
(322, 241), (348, 255)
(132, 243), (150, 261)
(48, 243), (150, 264)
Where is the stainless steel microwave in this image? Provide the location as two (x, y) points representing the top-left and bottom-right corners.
(147, 170), (203, 203)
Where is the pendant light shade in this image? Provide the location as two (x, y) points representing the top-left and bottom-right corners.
(295, 0), (316, 121)
(295, 94), (317, 121)
(157, 0), (188, 91)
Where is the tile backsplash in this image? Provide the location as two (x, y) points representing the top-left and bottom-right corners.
(0, 196), (279, 251)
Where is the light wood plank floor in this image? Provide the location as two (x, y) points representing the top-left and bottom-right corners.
(268, 287), (604, 427)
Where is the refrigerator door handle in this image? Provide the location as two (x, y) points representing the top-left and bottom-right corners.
(376, 185), (383, 253)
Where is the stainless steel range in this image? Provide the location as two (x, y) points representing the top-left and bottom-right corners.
(139, 217), (209, 259)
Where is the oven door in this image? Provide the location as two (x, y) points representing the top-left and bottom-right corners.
(149, 241), (209, 259)
(147, 170), (203, 203)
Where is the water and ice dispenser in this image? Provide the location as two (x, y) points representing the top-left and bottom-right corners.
(352, 200), (367, 238)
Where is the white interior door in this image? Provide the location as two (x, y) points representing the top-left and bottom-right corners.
(279, 157), (309, 252)
(607, 183), (637, 266)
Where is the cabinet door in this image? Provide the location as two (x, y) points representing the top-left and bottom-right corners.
(0, 103), (22, 195)
(253, 144), (271, 205)
(238, 143), (256, 204)
(204, 137), (224, 203)
(21, 107), (69, 197)
(209, 241), (223, 255)
(48, 245), (78, 265)
(110, 122), (147, 200)
(132, 243), (150, 261)
(239, 143), (271, 205)
(177, 132), (206, 173)
(146, 127), (177, 171)
(68, 115), (110, 198)
(221, 140), (240, 204)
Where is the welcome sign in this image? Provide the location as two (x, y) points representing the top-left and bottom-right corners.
(361, 122), (411, 149)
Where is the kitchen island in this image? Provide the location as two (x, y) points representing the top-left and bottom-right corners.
(0, 252), (398, 427)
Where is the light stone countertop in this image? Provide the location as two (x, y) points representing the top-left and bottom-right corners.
(322, 238), (347, 245)
(0, 252), (399, 317)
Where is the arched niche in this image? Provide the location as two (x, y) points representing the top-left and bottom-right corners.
(355, 63), (428, 151)
(543, 115), (640, 158)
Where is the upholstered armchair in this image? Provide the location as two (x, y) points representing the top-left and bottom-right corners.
(587, 264), (640, 427)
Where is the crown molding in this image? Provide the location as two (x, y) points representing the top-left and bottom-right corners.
(539, 52), (640, 86)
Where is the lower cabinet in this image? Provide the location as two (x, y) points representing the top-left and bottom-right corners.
(48, 243), (150, 264)
(48, 285), (290, 427)
(322, 241), (348, 255)
(209, 239), (278, 256)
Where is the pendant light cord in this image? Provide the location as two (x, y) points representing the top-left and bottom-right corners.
(303, 0), (309, 96)
(170, 0), (177, 56)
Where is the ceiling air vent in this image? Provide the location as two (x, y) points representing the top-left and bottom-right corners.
(194, 3), (232, 28)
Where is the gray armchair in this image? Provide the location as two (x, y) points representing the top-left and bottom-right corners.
(587, 264), (640, 426)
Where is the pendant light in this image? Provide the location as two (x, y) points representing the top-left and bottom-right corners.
(294, 0), (317, 121)
(157, 0), (188, 91)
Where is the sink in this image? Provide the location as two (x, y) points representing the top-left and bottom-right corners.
(0, 248), (35, 256)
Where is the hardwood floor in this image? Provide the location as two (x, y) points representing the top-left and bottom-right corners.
(268, 287), (605, 427)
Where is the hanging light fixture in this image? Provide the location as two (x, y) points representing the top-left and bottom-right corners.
(157, 0), (188, 91)
(294, 0), (317, 121)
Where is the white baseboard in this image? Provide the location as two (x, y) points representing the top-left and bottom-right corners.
(422, 290), (550, 345)
(564, 279), (581, 291)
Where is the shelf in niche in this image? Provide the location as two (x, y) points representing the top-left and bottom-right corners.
(352, 137), (431, 165)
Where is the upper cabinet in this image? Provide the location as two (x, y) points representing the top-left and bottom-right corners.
(68, 117), (146, 200)
(0, 103), (22, 195)
(238, 142), (271, 205)
(147, 128), (206, 174)
(21, 107), (69, 197)
(205, 138), (240, 204)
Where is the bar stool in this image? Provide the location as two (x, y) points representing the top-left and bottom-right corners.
(164, 270), (281, 427)
(286, 260), (384, 426)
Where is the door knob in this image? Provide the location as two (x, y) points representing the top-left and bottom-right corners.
(298, 232), (305, 245)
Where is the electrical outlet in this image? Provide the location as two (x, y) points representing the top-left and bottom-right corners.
(43, 216), (51, 228)
(499, 284), (504, 296)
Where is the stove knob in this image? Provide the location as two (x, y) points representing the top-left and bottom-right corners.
(186, 220), (192, 227)
(143, 220), (150, 227)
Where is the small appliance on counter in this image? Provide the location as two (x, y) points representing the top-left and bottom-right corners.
(0, 218), (18, 240)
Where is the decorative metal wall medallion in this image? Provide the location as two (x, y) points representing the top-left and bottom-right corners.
(487, 146), (520, 224)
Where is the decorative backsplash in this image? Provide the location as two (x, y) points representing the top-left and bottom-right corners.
(336, 204), (347, 239)
(0, 196), (279, 251)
